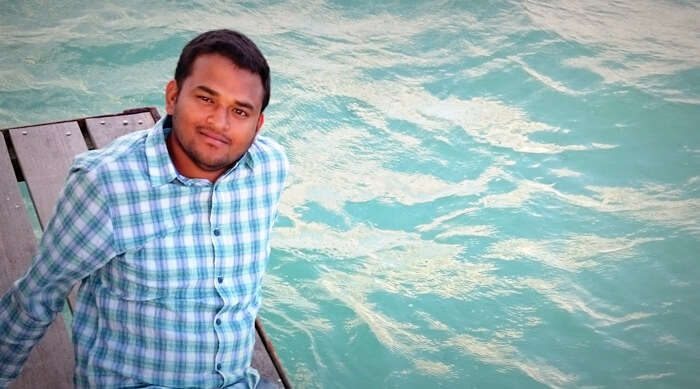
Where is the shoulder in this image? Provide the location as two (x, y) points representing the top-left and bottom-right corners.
(70, 129), (149, 176)
(251, 135), (289, 174)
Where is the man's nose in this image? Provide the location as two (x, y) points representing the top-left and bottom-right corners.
(208, 106), (229, 132)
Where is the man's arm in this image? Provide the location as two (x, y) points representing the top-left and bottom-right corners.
(0, 166), (116, 386)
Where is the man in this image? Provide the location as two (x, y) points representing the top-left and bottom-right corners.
(0, 30), (288, 388)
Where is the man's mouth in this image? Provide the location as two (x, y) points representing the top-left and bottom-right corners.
(198, 128), (230, 145)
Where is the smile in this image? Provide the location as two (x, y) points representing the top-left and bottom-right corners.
(198, 128), (230, 145)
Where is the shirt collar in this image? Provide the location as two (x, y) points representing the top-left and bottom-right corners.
(145, 115), (259, 187)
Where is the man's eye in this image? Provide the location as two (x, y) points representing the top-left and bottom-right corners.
(233, 108), (248, 117)
(198, 96), (212, 103)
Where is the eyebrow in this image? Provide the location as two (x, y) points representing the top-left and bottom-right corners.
(195, 85), (256, 111)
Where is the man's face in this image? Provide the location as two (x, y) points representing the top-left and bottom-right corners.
(165, 53), (265, 181)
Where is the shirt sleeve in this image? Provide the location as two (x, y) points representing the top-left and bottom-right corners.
(0, 165), (116, 384)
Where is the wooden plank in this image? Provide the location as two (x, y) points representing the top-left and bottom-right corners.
(0, 135), (74, 389)
(9, 122), (88, 310)
(85, 112), (154, 148)
(253, 321), (285, 387)
(9, 122), (87, 229)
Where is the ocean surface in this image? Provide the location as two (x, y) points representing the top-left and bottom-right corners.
(1, 1), (699, 388)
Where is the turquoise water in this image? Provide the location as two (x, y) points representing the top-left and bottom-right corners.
(2, 1), (699, 388)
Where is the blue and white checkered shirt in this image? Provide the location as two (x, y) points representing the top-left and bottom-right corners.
(0, 116), (288, 388)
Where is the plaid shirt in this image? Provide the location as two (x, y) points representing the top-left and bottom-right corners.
(0, 116), (288, 388)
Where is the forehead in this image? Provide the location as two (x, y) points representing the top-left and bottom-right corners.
(184, 53), (264, 109)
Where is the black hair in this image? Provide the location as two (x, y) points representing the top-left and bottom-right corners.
(175, 29), (271, 112)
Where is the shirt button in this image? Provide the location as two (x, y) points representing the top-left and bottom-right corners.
(216, 363), (222, 370)
(213, 228), (221, 236)
(217, 276), (224, 284)
(216, 318), (221, 325)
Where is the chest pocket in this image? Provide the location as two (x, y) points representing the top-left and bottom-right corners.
(99, 222), (215, 301)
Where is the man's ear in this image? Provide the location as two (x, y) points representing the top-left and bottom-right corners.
(165, 80), (179, 115)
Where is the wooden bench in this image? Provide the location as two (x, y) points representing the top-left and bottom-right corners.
(0, 107), (291, 389)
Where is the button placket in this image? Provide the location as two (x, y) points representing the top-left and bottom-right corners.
(210, 184), (226, 379)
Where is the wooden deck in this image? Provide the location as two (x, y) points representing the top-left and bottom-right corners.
(0, 107), (291, 389)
